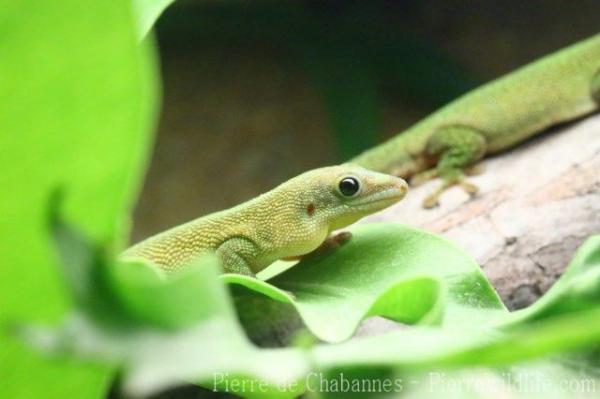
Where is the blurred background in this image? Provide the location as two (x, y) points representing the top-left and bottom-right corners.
(131, 0), (600, 241)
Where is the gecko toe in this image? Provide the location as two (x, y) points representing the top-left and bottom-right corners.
(460, 181), (479, 195)
(332, 231), (352, 245)
(422, 194), (440, 209)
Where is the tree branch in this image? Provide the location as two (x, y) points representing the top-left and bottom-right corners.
(364, 114), (600, 310)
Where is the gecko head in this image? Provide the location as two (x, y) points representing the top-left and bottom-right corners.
(290, 164), (408, 231)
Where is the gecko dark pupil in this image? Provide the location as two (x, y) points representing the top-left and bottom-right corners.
(339, 177), (360, 196)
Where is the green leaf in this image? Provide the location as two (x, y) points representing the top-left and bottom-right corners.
(387, 359), (599, 399)
(220, 227), (600, 398)
(115, 260), (310, 398)
(133, 0), (176, 38)
(27, 220), (600, 399)
(226, 223), (507, 343)
(109, 258), (231, 330)
(308, 309), (600, 399)
(301, 234), (600, 399)
(23, 217), (310, 398)
(49, 213), (228, 330)
(0, 1), (157, 398)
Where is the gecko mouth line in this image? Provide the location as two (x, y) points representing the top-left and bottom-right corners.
(351, 188), (407, 208)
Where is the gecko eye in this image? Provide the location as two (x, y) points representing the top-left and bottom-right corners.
(338, 177), (360, 197)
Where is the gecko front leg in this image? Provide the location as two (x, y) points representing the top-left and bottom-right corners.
(412, 125), (487, 208)
(216, 237), (258, 276)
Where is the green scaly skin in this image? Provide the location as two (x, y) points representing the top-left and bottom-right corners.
(352, 34), (600, 208)
(123, 165), (407, 276)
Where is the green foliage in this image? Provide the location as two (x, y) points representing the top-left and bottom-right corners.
(227, 224), (506, 343)
(23, 217), (309, 397)
(133, 0), (175, 38)
(0, 1), (157, 398)
(223, 226), (600, 398)
(3, 2), (600, 399)
(24, 220), (600, 398)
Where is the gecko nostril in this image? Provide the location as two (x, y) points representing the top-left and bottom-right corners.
(394, 178), (409, 193)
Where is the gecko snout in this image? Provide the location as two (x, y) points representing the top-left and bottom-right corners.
(392, 176), (409, 197)
(380, 175), (409, 202)
(351, 173), (409, 211)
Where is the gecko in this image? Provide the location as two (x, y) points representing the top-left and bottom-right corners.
(123, 165), (408, 275)
(125, 35), (599, 275)
(351, 33), (600, 208)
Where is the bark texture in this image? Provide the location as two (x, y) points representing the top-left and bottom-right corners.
(363, 114), (600, 310)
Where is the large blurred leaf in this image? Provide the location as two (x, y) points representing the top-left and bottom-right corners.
(25, 220), (600, 399)
(22, 219), (309, 397)
(133, 0), (175, 38)
(0, 1), (157, 398)
(307, 307), (600, 399)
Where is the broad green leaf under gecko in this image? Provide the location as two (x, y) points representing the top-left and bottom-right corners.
(225, 223), (507, 343)
(225, 232), (600, 398)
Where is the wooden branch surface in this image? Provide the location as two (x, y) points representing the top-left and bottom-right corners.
(363, 114), (600, 310)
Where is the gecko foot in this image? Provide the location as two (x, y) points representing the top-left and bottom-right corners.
(314, 231), (352, 254)
(422, 178), (478, 209)
(329, 231), (353, 246)
(296, 231), (353, 261)
(459, 180), (479, 195)
(422, 193), (440, 209)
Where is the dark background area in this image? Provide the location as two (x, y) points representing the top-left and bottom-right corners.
(131, 0), (600, 242)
